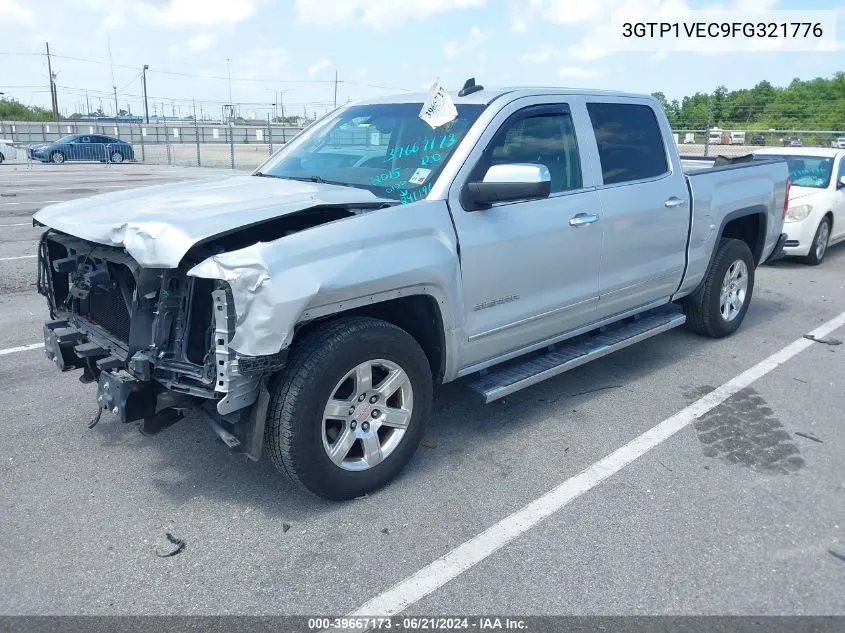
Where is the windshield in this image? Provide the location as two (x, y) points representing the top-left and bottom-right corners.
(55, 135), (77, 144)
(257, 102), (486, 203)
(759, 154), (834, 189)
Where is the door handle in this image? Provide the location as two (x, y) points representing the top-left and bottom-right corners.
(665, 197), (687, 208)
(569, 213), (599, 227)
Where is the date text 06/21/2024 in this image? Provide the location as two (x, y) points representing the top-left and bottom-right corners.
(307, 617), (528, 630)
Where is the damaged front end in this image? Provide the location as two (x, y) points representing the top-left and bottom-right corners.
(37, 230), (284, 458)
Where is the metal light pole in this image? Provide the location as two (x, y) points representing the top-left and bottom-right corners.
(226, 58), (233, 104)
(142, 65), (150, 123)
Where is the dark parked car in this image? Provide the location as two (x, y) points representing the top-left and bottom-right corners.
(28, 134), (134, 164)
(751, 133), (766, 146)
(781, 136), (803, 147)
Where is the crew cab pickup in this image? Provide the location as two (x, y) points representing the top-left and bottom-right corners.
(34, 82), (789, 499)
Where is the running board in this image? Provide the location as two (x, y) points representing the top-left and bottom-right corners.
(468, 309), (687, 403)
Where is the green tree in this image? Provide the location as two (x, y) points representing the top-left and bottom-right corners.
(0, 98), (52, 121)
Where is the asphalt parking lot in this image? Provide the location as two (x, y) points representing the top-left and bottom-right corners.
(1, 163), (844, 617)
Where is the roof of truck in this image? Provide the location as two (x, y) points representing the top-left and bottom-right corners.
(355, 87), (655, 106)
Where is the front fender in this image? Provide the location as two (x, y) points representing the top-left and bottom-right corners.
(188, 199), (463, 359)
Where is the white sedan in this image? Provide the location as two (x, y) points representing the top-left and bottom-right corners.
(0, 138), (18, 164)
(755, 147), (845, 265)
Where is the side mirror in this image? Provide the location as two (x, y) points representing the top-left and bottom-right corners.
(463, 163), (552, 209)
(838, 176), (845, 189)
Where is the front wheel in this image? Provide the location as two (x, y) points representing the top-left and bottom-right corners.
(800, 216), (830, 266)
(683, 238), (755, 338)
(51, 151), (65, 164)
(265, 317), (433, 500)
(109, 151), (124, 164)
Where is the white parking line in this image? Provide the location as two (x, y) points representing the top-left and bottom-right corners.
(350, 309), (845, 620)
(0, 200), (63, 206)
(0, 255), (37, 261)
(2, 185), (133, 193)
(0, 342), (44, 356)
(0, 223), (33, 227)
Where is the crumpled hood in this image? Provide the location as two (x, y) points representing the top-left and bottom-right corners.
(34, 175), (390, 268)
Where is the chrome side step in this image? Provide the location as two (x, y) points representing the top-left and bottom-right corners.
(468, 309), (687, 403)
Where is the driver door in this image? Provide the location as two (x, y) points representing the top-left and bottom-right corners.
(447, 100), (603, 369)
(71, 135), (95, 161)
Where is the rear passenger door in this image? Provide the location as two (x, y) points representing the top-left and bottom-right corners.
(94, 136), (113, 160)
(585, 100), (690, 319)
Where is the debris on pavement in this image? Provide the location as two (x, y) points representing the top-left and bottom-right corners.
(828, 549), (845, 562)
(282, 522), (291, 533)
(794, 431), (824, 444)
(421, 438), (438, 449)
(155, 532), (186, 557)
(381, 527), (390, 535)
(803, 334), (842, 346)
(568, 384), (623, 398)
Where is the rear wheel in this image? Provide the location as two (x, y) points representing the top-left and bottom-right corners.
(51, 151), (65, 164)
(265, 316), (433, 500)
(800, 216), (830, 266)
(683, 238), (755, 338)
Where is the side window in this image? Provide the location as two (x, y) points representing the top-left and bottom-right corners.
(78, 136), (91, 143)
(586, 103), (668, 185)
(839, 157), (845, 183)
(484, 110), (582, 194)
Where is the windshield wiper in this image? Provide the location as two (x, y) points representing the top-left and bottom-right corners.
(252, 173), (359, 189)
(285, 175), (356, 188)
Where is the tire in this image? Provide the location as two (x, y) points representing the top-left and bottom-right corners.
(51, 151), (65, 164)
(265, 316), (433, 500)
(683, 238), (755, 338)
(800, 216), (831, 266)
(110, 151), (124, 164)
(0, 152), (5, 164)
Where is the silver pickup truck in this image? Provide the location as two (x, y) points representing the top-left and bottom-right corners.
(34, 82), (788, 499)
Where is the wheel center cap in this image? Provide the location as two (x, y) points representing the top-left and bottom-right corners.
(354, 403), (372, 422)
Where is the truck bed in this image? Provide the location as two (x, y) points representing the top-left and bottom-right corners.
(680, 154), (782, 173)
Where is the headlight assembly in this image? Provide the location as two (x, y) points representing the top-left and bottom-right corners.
(785, 204), (812, 223)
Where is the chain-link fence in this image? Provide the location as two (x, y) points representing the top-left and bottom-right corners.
(2, 119), (843, 170)
(674, 129), (845, 157)
(0, 119), (305, 170)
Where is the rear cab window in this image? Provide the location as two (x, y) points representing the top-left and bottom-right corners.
(586, 103), (668, 185)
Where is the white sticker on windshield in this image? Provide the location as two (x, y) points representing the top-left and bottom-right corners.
(409, 168), (432, 185)
(419, 81), (458, 129)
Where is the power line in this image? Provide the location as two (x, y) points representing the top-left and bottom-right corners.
(0, 50), (410, 90)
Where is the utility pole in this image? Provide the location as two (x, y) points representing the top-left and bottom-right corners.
(107, 33), (119, 118)
(142, 65), (150, 123)
(84, 89), (91, 116)
(333, 70), (338, 109)
(45, 42), (59, 121)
